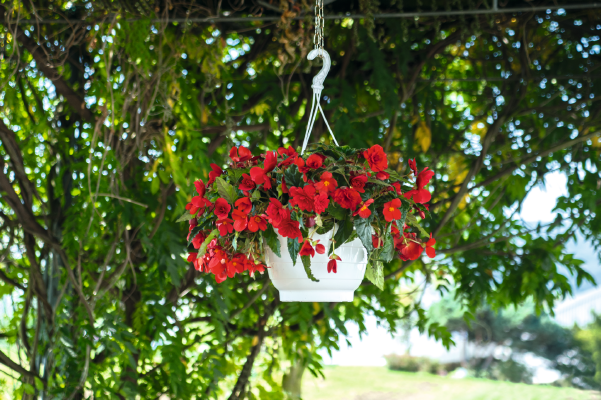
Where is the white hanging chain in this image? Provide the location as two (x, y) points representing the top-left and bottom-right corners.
(301, 0), (339, 155)
(314, 0), (324, 50)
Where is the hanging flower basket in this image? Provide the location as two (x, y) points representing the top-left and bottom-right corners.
(178, 142), (437, 302)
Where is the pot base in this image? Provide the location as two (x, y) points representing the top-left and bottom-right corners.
(278, 289), (355, 302)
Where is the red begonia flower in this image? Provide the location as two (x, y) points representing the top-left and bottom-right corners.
(213, 198), (231, 219)
(350, 174), (368, 193)
(327, 259), (337, 273)
(281, 179), (289, 193)
(305, 154), (324, 169)
(192, 231), (206, 249)
(332, 187), (362, 210)
(363, 144), (388, 172)
(278, 146), (298, 167)
(376, 171), (390, 180)
(314, 192), (330, 215)
(299, 240), (315, 257)
(391, 182), (403, 196)
(383, 198), (402, 222)
(248, 215), (267, 232)
(235, 197), (252, 214)
(216, 218), (234, 236)
(186, 195), (212, 215)
(232, 209), (248, 232)
(403, 189), (431, 204)
(188, 252), (204, 271)
(295, 157), (310, 173)
(372, 234), (382, 249)
(194, 179), (206, 197)
(230, 146), (252, 163)
(408, 158), (418, 176)
(250, 166), (268, 185)
(304, 216), (316, 227)
(353, 199), (374, 218)
(315, 171), (338, 193)
(208, 163), (223, 186)
(266, 198), (289, 227)
(264, 151), (277, 172)
(416, 167), (435, 189)
(401, 240), (424, 260)
(208, 250), (229, 283)
(239, 173), (257, 191)
(277, 218), (303, 243)
(425, 233), (436, 258)
(227, 255), (246, 278)
(289, 184), (316, 212)
(315, 242), (326, 254)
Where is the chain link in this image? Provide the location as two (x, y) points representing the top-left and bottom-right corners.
(313, 0), (324, 50)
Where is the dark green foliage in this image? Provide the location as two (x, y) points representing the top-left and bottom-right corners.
(354, 214), (374, 253)
(301, 255), (319, 282)
(288, 237), (301, 265)
(264, 225), (281, 257)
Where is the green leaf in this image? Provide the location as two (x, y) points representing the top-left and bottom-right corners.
(399, 200), (411, 229)
(176, 211), (195, 223)
(34, 377), (44, 391)
(151, 177), (160, 194)
(251, 189), (262, 201)
(287, 237), (301, 266)
(232, 232), (239, 251)
(365, 261), (384, 290)
(301, 255), (319, 282)
(198, 229), (218, 258)
(354, 215), (374, 253)
(333, 217), (354, 253)
(316, 219), (335, 235)
(264, 225), (281, 257)
(187, 225), (203, 246)
(381, 231), (395, 262)
(23, 383), (35, 395)
(284, 164), (303, 188)
(326, 201), (347, 220)
(215, 176), (238, 204)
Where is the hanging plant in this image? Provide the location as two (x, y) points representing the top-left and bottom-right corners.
(178, 143), (436, 294)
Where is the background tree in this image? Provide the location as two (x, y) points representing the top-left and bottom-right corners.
(429, 294), (584, 384)
(1, 0), (600, 398)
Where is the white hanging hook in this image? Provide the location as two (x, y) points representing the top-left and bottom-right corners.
(301, 49), (339, 155)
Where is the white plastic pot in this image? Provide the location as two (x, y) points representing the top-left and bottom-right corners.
(265, 228), (367, 302)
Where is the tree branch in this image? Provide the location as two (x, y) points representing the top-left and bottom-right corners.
(2, 8), (94, 122)
(0, 349), (40, 381)
(227, 300), (278, 400)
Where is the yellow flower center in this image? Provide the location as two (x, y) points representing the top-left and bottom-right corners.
(232, 262), (237, 266)
(389, 207), (395, 212)
(324, 181), (330, 186)
(255, 217), (261, 222)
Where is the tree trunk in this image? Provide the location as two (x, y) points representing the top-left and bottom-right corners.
(282, 355), (306, 400)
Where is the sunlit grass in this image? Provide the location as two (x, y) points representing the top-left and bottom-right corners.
(302, 366), (601, 400)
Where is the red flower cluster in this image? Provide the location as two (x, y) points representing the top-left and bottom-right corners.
(188, 246), (266, 283)
(180, 143), (437, 284)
